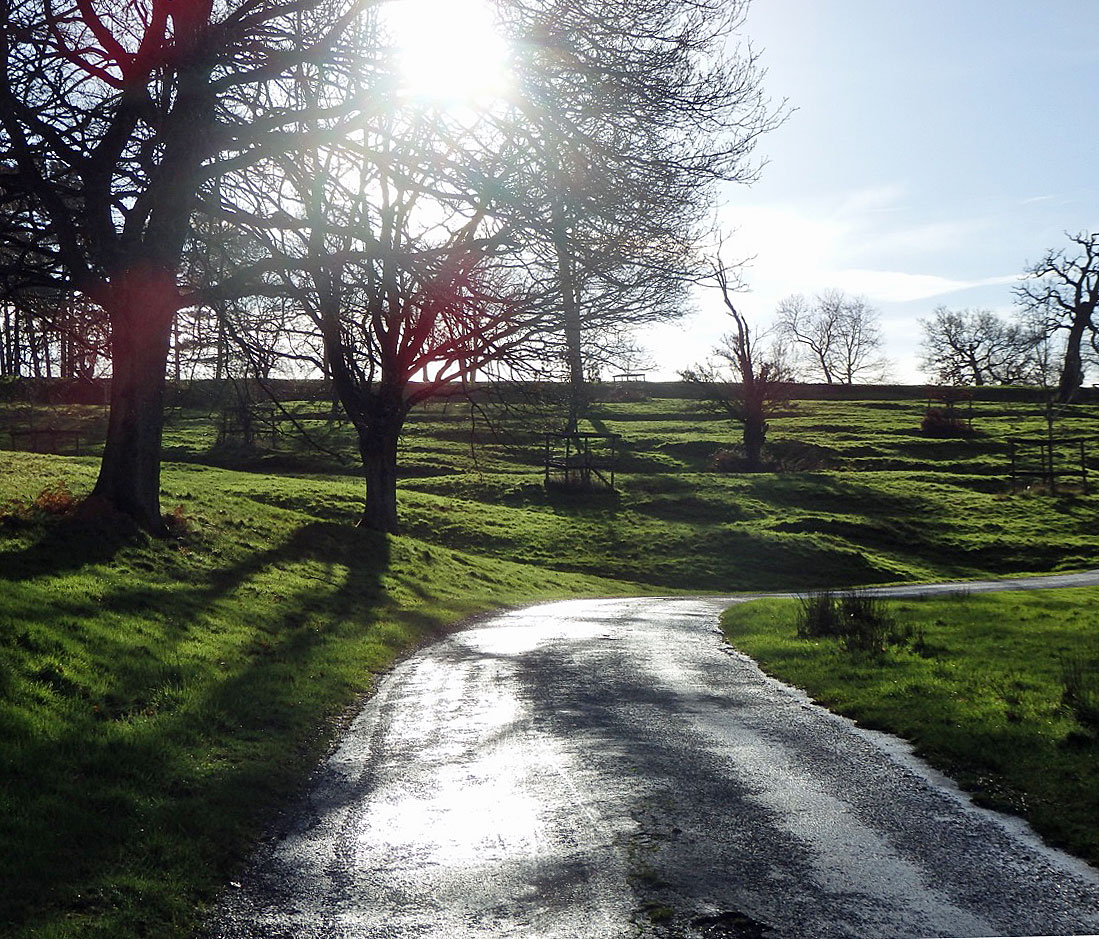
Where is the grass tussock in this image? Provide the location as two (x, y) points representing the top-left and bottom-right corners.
(1061, 654), (1099, 735)
(795, 589), (919, 655)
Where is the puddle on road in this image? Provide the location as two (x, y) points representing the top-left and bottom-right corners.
(691, 909), (773, 938)
(635, 903), (774, 938)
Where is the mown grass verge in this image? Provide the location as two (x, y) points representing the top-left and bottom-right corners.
(721, 590), (1099, 865)
(0, 452), (638, 939)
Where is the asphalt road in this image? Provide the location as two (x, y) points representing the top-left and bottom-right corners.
(207, 579), (1099, 939)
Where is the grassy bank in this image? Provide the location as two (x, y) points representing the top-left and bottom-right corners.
(2, 391), (1098, 936)
(0, 452), (636, 939)
(721, 590), (1099, 865)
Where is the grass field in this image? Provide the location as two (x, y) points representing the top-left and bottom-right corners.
(1, 388), (1097, 937)
(161, 392), (1099, 588)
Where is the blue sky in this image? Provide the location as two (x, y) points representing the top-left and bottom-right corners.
(644, 0), (1099, 381)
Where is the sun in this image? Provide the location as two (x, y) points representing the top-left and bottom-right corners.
(381, 0), (513, 103)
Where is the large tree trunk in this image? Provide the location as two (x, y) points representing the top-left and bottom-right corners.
(89, 275), (176, 532)
(88, 56), (213, 531)
(1058, 316), (1088, 403)
(356, 385), (408, 535)
(742, 407), (766, 471)
(967, 351), (985, 385)
(315, 313), (407, 534)
(563, 311), (586, 433)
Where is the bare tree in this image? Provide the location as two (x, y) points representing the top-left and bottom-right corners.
(919, 306), (1038, 386)
(201, 25), (538, 533)
(776, 290), (889, 384)
(680, 257), (791, 470)
(0, 0), (372, 529)
(0, 290), (107, 379)
(1014, 231), (1099, 403)
(494, 0), (782, 430)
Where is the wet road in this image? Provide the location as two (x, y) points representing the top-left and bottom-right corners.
(208, 588), (1099, 938)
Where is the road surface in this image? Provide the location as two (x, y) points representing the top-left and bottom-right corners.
(208, 580), (1099, 938)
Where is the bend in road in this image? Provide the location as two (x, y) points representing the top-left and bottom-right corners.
(208, 576), (1099, 939)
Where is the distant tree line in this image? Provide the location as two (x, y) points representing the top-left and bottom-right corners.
(676, 228), (1098, 473)
(679, 261), (891, 472)
(0, 293), (107, 380)
(774, 289), (890, 384)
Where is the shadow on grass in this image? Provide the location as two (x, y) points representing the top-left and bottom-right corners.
(201, 521), (390, 604)
(543, 486), (622, 515)
(0, 515), (135, 579)
(0, 521), (397, 935)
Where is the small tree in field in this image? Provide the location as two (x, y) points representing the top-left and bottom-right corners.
(680, 258), (791, 470)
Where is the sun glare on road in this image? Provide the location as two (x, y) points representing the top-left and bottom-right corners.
(382, 0), (512, 102)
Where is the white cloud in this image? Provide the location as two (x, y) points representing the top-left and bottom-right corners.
(833, 183), (909, 219)
(830, 269), (1021, 303)
(849, 217), (993, 259)
(640, 192), (1030, 381)
(719, 203), (847, 308)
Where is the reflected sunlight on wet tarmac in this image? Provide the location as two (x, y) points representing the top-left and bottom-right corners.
(208, 596), (1099, 939)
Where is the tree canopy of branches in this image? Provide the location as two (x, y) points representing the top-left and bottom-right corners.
(0, 0), (370, 529)
(493, 0), (781, 429)
(1, 0), (780, 530)
(208, 31), (538, 531)
(775, 290), (889, 384)
(680, 257), (790, 470)
(186, 1), (780, 531)
(918, 306), (1039, 386)
(1014, 231), (1099, 403)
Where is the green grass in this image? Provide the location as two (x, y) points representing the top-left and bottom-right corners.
(384, 395), (1099, 590)
(721, 590), (1099, 864)
(2, 390), (1098, 937)
(0, 452), (636, 939)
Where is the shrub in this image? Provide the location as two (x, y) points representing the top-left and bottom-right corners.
(836, 590), (900, 654)
(710, 447), (746, 473)
(1061, 655), (1099, 734)
(797, 589), (909, 655)
(0, 480), (78, 525)
(32, 480), (78, 515)
(164, 504), (192, 536)
(920, 407), (971, 437)
(796, 590), (841, 638)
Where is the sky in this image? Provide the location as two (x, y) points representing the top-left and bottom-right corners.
(642, 0), (1099, 382)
